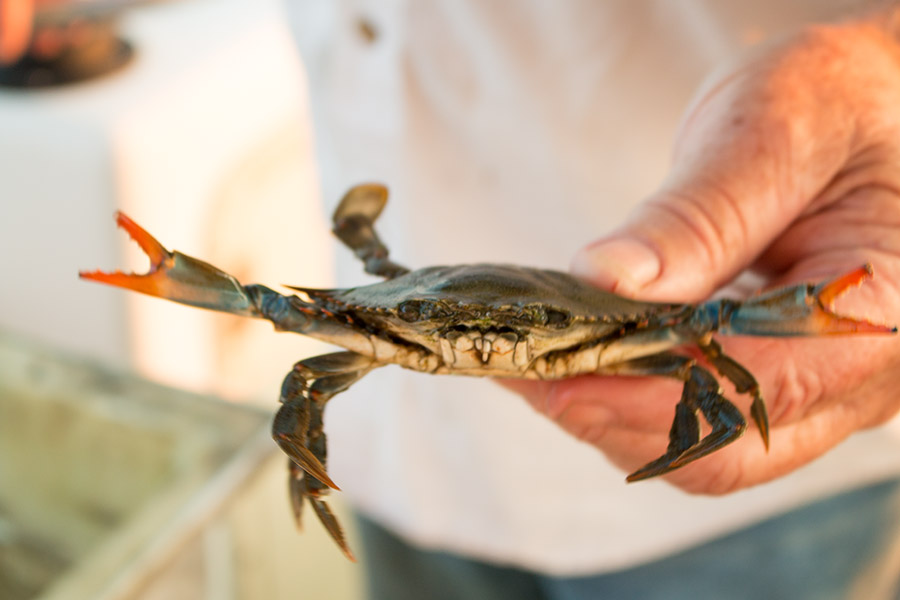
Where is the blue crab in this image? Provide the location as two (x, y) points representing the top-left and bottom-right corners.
(80, 184), (895, 560)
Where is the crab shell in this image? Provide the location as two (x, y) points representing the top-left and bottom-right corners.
(293, 264), (686, 377)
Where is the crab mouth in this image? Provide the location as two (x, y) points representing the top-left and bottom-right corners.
(79, 211), (175, 295)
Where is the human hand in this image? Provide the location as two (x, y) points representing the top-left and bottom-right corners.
(506, 14), (900, 495)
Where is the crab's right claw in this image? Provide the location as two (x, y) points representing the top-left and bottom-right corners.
(723, 264), (897, 337)
(80, 212), (259, 318)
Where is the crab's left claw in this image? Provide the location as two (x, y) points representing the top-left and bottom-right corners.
(80, 212), (260, 318)
(720, 264), (897, 337)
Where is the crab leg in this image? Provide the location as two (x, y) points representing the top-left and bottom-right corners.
(275, 352), (375, 561)
(698, 338), (769, 450)
(332, 184), (410, 280)
(714, 264), (897, 337)
(600, 353), (746, 482)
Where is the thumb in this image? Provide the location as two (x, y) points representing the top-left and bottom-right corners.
(571, 32), (861, 301)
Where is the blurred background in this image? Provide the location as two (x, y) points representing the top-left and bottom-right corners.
(0, 0), (363, 597)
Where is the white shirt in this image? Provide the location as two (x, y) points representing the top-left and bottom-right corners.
(288, 0), (900, 574)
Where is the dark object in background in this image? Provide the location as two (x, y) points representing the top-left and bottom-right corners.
(0, 1), (141, 88)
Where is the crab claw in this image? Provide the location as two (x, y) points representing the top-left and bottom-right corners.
(721, 264), (897, 337)
(80, 212), (259, 317)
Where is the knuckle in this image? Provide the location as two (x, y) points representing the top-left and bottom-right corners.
(769, 356), (826, 424)
(642, 185), (750, 288)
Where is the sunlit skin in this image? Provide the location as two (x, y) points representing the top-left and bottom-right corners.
(505, 13), (900, 495)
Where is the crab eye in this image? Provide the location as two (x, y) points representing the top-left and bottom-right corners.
(397, 299), (440, 322)
(546, 309), (570, 328)
(520, 305), (571, 328)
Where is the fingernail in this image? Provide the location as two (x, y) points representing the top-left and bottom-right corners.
(571, 238), (661, 295)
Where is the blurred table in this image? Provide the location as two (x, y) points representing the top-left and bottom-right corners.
(0, 330), (272, 599)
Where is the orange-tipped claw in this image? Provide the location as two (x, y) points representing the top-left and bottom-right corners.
(723, 264), (897, 337)
(80, 212), (258, 317)
(816, 264), (873, 306)
(79, 212), (174, 297)
(811, 264), (897, 335)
